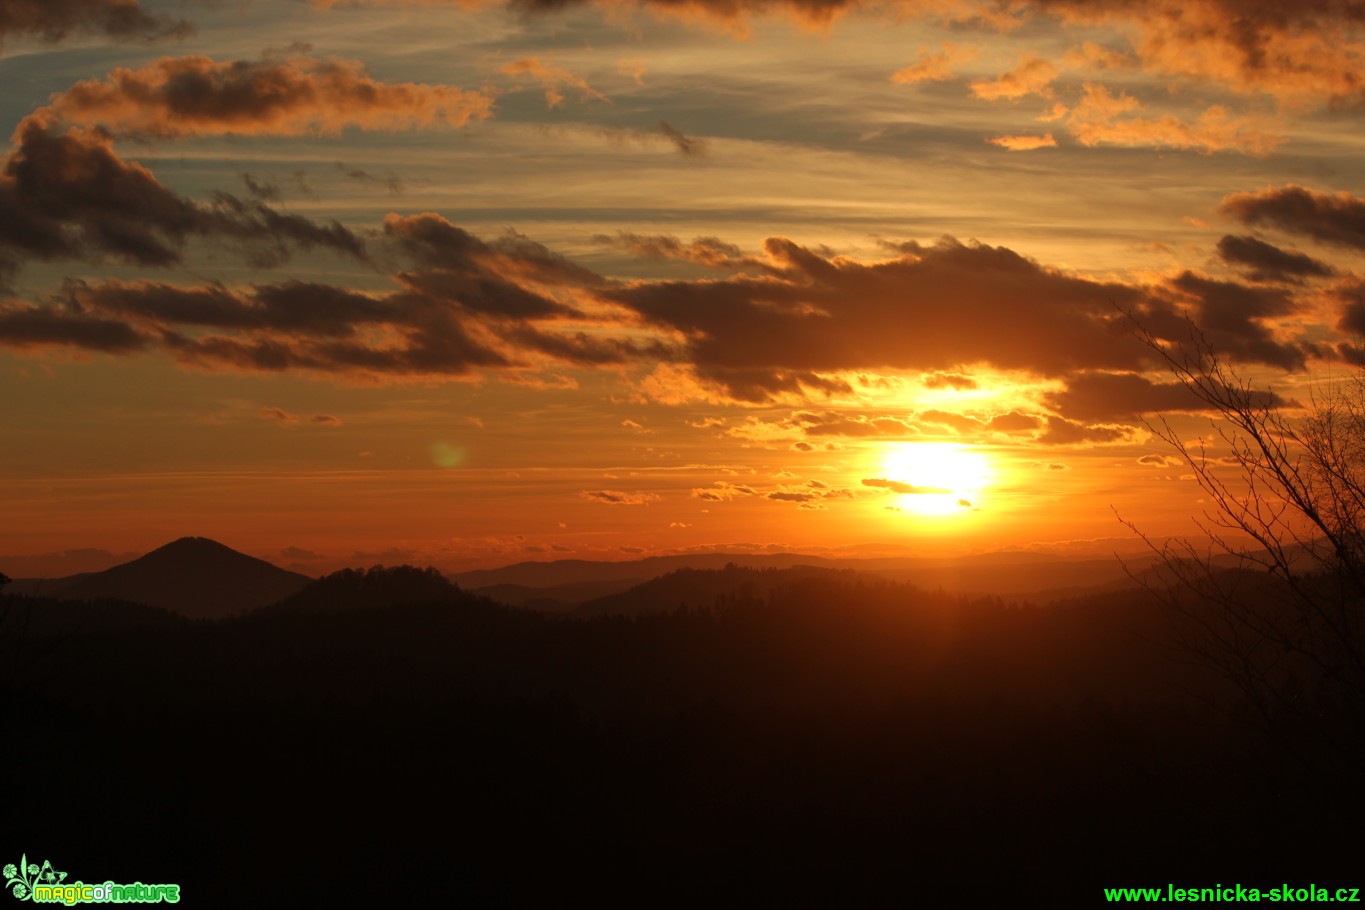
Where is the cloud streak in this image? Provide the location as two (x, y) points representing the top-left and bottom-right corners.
(0, 0), (189, 47)
(40, 54), (493, 139)
(1221, 185), (1365, 251)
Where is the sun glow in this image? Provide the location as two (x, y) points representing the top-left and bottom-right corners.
(878, 442), (993, 517)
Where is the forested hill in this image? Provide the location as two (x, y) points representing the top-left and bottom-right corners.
(1, 565), (1356, 903)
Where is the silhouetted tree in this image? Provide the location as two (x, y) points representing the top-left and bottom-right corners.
(1124, 317), (1365, 767)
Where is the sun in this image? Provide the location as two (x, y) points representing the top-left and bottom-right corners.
(878, 442), (993, 517)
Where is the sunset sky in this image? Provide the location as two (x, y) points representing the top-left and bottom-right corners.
(4, 0), (1365, 574)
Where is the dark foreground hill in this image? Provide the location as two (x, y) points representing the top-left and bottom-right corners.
(2, 565), (1358, 905)
(42, 537), (311, 618)
(267, 564), (486, 613)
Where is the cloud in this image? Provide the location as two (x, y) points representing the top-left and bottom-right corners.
(0, 227), (618, 376)
(1137, 454), (1182, 467)
(1034, 0), (1365, 106)
(39, 54), (493, 139)
(793, 410), (916, 437)
(581, 489), (661, 505)
(766, 490), (817, 503)
(0, 189), (1325, 399)
(1062, 84), (1280, 154)
(607, 235), (1166, 402)
(587, 123), (713, 158)
(690, 481), (757, 501)
(922, 371), (977, 390)
(1044, 370), (1295, 421)
(260, 407), (340, 428)
(1168, 271), (1307, 369)
(260, 406), (299, 424)
(970, 55), (1057, 100)
(0, 301), (148, 352)
(0, 118), (368, 283)
(1039, 416), (1142, 446)
(917, 409), (986, 434)
(988, 133), (1057, 151)
(322, 1), (1365, 108)
(1334, 281), (1365, 338)
(988, 411), (1042, 433)
(1031, 462), (1070, 471)
(862, 477), (949, 494)
(280, 546), (323, 560)
(1216, 234), (1334, 283)
(1221, 185), (1365, 251)
(0, 0), (190, 47)
(601, 232), (757, 269)
(500, 58), (609, 109)
(764, 484), (853, 509)
(336, 163), (406, 195)
(891, 42), (976, 84)
(656, 121), (707, 157)
(240, 173), (282, 201)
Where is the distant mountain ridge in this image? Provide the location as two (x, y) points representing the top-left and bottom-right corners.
(576, 564), (862, 618)
(18, 537), (312, 620)
(452, 550), (1158, 604)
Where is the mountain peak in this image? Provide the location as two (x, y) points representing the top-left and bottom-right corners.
(55, 537), (311, 619)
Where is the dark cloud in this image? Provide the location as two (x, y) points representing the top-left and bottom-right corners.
(0, 212), (637, 378)
(609, 235), (1165, 402)
(1221, 185), (1365, 251)
(1, 276), (509, 377)
(1334, 281), (1365, 337)
(601, 232), (758, 270)
(43, 54), (492, 139)
(656, 121), (707, 157)
(1216, 234), (1334, 283)
(0, 119), (369, 283)
(1044, 370), (1294, 421)
(240, 173), (282, 201)
(1137, 454), (1182, 467)
(862, 477), (949, 494)
(765, 485), (853, 507)
(387, 213), (604, 300)
(336, 162), (405, 195)
(280, 546), (322, 560)
(0, 301), (149, 352)
(1039, 416), (1140, 446)
(0, 0), (190, 47)
(1168, 272), (1309, 369)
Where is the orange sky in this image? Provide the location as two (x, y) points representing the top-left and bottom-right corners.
(2, 0), (1364, 573)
